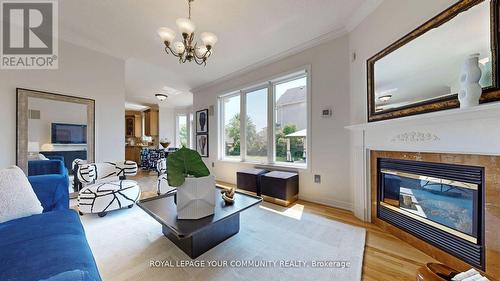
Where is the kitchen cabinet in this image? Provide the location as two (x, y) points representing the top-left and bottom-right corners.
(125, 111), (142, 138)
(125, 146), (142, 165)
(144, 108), (159, 136)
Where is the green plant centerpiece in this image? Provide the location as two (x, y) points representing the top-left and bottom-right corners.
(166, 147), (210, 187)
(166, 147), (214, 220)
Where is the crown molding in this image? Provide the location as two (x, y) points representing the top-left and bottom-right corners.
(190, 26), (348, 94)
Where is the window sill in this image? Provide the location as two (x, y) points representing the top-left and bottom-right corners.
(218, 158), (308, 171)
(256, 162), (308, 172)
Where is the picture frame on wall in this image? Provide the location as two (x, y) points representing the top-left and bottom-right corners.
(196, 134), (209, 157)
(196, 109), (208, 134)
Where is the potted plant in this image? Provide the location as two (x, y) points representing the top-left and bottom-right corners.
(167, 147), (215, 219)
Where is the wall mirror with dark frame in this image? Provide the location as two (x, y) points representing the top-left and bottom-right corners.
(368, 0), (499, 122)
(17, 88), (95, 197)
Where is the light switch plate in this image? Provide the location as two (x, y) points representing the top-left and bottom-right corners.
(314, 174), (321, 183)
(321, 108), (332, 118)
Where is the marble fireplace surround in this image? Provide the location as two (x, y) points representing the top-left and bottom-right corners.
(347, 102), (500, 277)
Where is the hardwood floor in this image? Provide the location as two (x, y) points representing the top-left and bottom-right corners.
(132, 172), (435, 280)
(215, 181), (436, 280)
(297, 199), (436, 281)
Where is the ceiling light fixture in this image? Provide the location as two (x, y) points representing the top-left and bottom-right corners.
(157, 0), (217, 66)
(378, 94), (392, 102)
(479, 57), (490, 65)
(155, 93), (168, 101)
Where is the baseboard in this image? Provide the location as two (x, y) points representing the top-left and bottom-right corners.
(298, 194), (353, 212)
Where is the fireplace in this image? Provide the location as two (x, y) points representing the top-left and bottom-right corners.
(377, 158), (485, 269)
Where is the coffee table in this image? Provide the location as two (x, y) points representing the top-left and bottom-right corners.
(138, 187), (262, 258)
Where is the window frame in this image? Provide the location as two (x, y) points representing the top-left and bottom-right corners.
(189, 112), (194, 149)
(218, 66), (311, 170)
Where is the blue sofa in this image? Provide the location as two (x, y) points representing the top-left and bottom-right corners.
(28, 160), (70, 211)
(0, 162), (101, 281)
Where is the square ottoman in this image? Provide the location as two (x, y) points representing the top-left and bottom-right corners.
(261, 171), (299, 206)
(237, 168), (268, 195)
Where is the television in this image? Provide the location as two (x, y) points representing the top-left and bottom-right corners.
(51, 123), (87, 144)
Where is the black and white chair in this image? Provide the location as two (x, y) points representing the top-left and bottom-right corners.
(75, 160), (140, 217)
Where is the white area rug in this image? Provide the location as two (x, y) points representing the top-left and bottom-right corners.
(80, 202), (366, 281)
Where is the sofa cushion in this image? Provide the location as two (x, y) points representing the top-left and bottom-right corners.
(0, 166), (43, 223)
(0, 210), (101, 281)
(40, 270), (94, 281)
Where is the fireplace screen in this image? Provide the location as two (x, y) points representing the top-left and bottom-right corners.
(381, 169), (477, 240)
(377, 158), (484, 269)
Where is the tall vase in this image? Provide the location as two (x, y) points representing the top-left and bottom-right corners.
(458, 53), (482, 109)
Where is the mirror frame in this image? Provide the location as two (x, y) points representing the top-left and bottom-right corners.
(16, 88), (95, 174)
(367, 0), (500, 122)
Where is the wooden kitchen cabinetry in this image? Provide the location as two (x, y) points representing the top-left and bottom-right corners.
(125, 111), (142, 138)
(144, 108), (159, 137)
(125, 146), (142, 165)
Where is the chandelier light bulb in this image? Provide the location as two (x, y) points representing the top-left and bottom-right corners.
(195, 45), (208, 57)
(157, 27), (176, 43)
(200, 32), (217, 47)
(172, 41), (186, 54)
(176, 18), (196, 35)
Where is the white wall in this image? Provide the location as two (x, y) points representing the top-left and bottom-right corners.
(0, 40), (125, 168)
(193, 35), (352, 210)
(159, 107), (175, 147)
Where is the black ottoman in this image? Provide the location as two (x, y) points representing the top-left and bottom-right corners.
(261, 171), (298, 206)
(236, 168), (268, 195)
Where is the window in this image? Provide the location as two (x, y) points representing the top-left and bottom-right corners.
(219, 68), (309, 167)
(245, 88), (268, 162)
(176, 114), (188, 147)
(189, 113), (194, 149)
(221, 94), (241, 160)
(274, 76), (307, 164)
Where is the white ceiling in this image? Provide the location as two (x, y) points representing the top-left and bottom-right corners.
(58, 0), (382, 107)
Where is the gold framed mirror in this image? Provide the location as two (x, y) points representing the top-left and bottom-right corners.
(16, 88), (95, 196)
(368, 0), (499, 122)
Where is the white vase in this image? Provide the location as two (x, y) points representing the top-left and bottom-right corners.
(176, 175), (215, 220)
(458, 53), (482, 108)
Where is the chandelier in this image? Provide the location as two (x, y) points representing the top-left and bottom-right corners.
(157, 0), (217, 66)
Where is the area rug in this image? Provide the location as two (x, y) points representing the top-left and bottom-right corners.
(80, 202), (366, 281)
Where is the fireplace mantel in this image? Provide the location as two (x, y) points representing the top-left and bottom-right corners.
(346, 103), (500, 277)
(346, 101), (500, 132)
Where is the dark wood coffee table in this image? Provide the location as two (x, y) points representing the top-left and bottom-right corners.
(138, 188), (262, 258)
